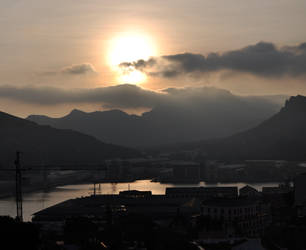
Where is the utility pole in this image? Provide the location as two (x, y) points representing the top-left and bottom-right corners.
(15, 151), (23, 222)
(0, 158), (109, 221)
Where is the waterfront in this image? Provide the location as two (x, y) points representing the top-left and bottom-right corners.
(0, 180), (279, 221)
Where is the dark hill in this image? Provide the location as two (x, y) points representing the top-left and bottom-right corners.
(187, 95), (306, 160)
(0, 111), (138, 166)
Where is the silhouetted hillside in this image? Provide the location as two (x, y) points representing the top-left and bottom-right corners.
(0, 111), (138, 166)
(186, 95), (306, 160)
(27, 88), (284, 147)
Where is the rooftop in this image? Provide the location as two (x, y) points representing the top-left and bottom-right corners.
(203, 198), (258, 207)
(33, 193), (199, 219)
(166, 186), (238, 193)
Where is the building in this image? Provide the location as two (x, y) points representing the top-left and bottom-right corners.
(201, 198), (271, 238)
(168, 161), (201, 181)
(166, 186), (238, 199)
(294, 173), (306, 217)
(262, 184), (291, 195)
(119, 190), (152, 198)
(203, 161), (219, 182)
(239, 185), (260, 197)
(217, 164), (246, 182)
(32, 190), (201, 233)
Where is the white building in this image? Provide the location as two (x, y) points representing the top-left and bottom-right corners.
(201, 198), (271, 237)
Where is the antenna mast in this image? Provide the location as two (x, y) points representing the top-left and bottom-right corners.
(15, 151), (23, 222)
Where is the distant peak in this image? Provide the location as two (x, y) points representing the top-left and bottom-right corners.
(68, 109), (130, 117)
(282, 95), (306, 113)
(69, 109), (86, 115)
(103, 109), (127, 115)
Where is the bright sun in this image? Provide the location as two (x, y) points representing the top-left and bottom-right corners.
(108, 32), (156, 84)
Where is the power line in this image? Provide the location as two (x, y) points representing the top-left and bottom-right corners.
(0, 152), (108, 221)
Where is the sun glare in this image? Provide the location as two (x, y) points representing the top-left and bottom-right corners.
(108, 32), (156, 84)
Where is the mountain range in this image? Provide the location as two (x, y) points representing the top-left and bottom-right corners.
(27, 88), (286, 148)
(0, 111), (138, 167)
(2, 91), (306, 163)
(183, 95), (306, 160)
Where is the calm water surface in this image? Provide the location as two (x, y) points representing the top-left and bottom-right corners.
(0, 180), (279, 221)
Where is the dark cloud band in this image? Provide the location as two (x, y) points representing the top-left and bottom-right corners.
(0, 84), (286, 111)
(120, 42), (306, 78)
(0, 84), (162, 108)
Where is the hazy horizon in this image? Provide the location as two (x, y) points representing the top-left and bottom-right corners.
(0, 0), (306, 117)
(1, 0), (306, 117)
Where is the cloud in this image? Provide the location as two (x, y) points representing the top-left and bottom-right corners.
(120, 42), (306, 78)
(61, 63), (97, 75)
(0, 84), (163, 108)
(0, 84), (286, 112)
(40, 63), (97, 76)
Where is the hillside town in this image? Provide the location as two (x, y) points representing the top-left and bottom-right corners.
(1, 172), (305, 249)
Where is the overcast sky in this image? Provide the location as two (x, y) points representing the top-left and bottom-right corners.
(1, 0), (306, 117)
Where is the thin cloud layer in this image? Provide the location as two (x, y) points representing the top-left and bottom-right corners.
(61, 63), (97, 75)
(120, 42), (306, 78)
(0, 84), (163, 108)
(40, 63), (97, 76)
(0, 84), (285, 111)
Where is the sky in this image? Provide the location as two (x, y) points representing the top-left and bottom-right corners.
(1, 0), (306, 117)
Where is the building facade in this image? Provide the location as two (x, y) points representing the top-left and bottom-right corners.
(201, 198), (271, 237)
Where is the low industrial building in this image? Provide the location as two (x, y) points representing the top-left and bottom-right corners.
(166, 186), (238, 199)
(32, 190), (201, 233)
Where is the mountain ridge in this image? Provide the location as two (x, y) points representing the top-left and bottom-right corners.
(27, 89), (285, 147)
(183, 95), (306, 160)
(0, 111), (139, 166)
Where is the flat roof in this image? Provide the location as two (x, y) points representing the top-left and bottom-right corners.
(33, 194), (194, 218)
(166, 186), (238, 193)
(203, 198), (258, 207)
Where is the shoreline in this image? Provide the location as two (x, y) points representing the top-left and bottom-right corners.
(0, 175), (141, 200)
(0, 177), (283, 200)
